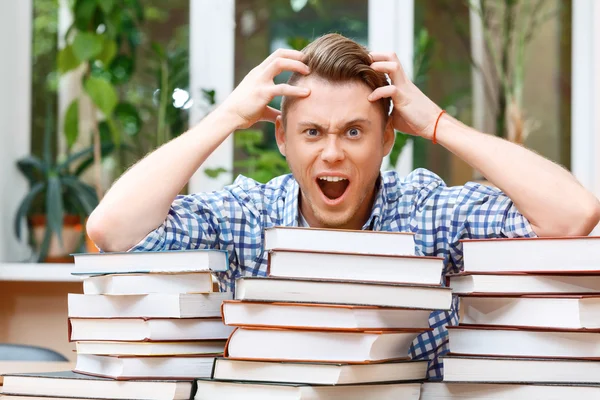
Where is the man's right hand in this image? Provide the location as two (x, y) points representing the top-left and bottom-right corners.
(219, 49), (311, 129)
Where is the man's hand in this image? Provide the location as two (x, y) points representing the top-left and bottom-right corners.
(219, 49), (311, 130)
(367, 52), (441, 140)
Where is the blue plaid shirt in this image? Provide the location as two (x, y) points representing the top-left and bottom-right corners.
(131, 168), (536, 379)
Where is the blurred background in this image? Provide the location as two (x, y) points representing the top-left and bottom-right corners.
(1, 0), (598, 265)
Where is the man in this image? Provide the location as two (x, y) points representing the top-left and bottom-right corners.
(87, 33), (600, 379)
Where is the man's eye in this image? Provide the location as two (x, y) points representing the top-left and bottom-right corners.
(347, 128), (360, 137)
(306, 129), (319, 137)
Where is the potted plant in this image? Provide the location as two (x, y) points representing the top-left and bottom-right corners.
(13, 110), (108, 263)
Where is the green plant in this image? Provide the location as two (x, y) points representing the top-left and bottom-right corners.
(14, 105), (111, 262)
(205, 130), (291, 184)
(59, 0), (144, 198)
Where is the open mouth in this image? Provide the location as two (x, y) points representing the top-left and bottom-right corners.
(317, 176), (350, 201)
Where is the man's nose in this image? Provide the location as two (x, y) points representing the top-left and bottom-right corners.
(320, 134), (345, 163)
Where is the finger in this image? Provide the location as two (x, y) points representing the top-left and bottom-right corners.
(261, 48), (306, 68)
(259, 106), (281, 123)
(265, 58), (310, 78)
(266, 83), (311, 98)
(371, 61), (409, 84)
(369, 52), (399, 62)
(367, 85), (398, 102)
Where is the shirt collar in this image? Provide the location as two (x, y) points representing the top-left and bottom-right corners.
(282, 173), (388, 230)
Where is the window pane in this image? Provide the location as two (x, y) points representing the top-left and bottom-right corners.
(233, 0), (368, 183)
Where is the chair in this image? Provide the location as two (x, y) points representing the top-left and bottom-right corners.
(0, 343), (68, 361)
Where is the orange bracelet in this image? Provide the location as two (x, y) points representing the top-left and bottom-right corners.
(432, 110), (446, 145)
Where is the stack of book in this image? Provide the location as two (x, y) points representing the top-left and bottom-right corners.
(1, 249), (234, 400)
(194, 227), (453, 399)
(422, 236), (600, 399)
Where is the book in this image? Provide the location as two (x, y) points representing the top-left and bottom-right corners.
(267, 250), (443, 285)
(235, 277), (452, 309)
(221, 301), (431, 330)
(74, 354), (215, 380)
(68, 292), (232, 318)
(194, 379), (422, 400)
(83, 272), (214, 295)
(421, 382), (600, 400)
(225, 327), (427, 362)
(447, 325), (600, 358)
(69, 318), (234, 341)
(264, 226), (415, 256)
(458, 294), (600, 329)
(75, 340), (226, 356)
(461, 236), (600, 273)
(1, 371), (193, 399)
(442, 355), (600, 383)
(71, 249), (229, 275)
(211, 357), (428, 384)
(448, 272), (600, 294)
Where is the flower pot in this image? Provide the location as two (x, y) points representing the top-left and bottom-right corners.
(29, 214), (84, 263)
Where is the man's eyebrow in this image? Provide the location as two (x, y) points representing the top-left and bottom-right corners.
(296, 118), (372, 130)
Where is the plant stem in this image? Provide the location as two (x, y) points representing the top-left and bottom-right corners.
(157, 58), (169, 148)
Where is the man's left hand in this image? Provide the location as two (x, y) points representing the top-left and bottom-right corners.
(368, 52), (441, 140)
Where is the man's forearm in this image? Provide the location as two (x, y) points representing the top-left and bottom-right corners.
(87, 108), (241, 252)
(436, 115), (600, 236)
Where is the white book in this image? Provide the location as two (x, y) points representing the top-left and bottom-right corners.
(235, 277), (452, 310)
(71, 249), (228, 275)
(421, 382), (600, 400)
(212, 358), (428, 385)
(1, 371), (193, 400)
(447, 325), (600, 358)
(461, 237), (600, 273)
(448, 272), (600, 294)
(221, 300), (431, 330)
(268, 250), (443, 285)
(264, 226), (415, 256)
(68, 292), (232, 318)
(69, 318), (233, 341)
(226, 327), (425, 362)
(75, 341), (226, 356)
(443, 355), (600, 384)
(459, 295), (600, 329)
(83, 272), (215, 295)
(74, 354), (215, 379)
(195, 379), (421, 400)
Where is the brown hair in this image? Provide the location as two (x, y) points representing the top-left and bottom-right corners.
(280, 33), (391, 127)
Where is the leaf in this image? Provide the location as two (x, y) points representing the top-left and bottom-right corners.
(114, 102), (142, 136)
(14, 182), (46, 240)
(97, 0), (114, 14)
(64, 99), (79, 148)
(97, 39), (117, 66)
(84, 76), (118, 115)
(106, 117), (121, 146)
(58, 45), (80, 74)
(286, 36), (310, 51)
(74, 0), (97, 31)
(290, 0), (308, 12)
(46, 174), (65, 247)
(62, 176), (99, 214)
(108, 54), (134, 84)
(72, 32), (104, 62)
(16, 155), (47, 183)
(57, 146), (93, 173)
(36, 222), (53, 262)
(204, 167), (228, 179)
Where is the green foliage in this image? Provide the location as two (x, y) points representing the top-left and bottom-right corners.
(14, 104), (113, 262)
(205, 130), (290, 184)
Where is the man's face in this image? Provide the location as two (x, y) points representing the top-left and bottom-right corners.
(276, 76), (394, 229)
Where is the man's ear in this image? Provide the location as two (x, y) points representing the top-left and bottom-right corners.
(275, 115), (286, 157)
(383, 119), (395, 157)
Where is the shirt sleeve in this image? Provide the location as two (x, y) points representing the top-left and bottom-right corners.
(128, 177), (264, 290)
(404, 169), (537, 274)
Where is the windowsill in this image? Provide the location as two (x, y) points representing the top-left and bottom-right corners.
(0, 263), (82, 282)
